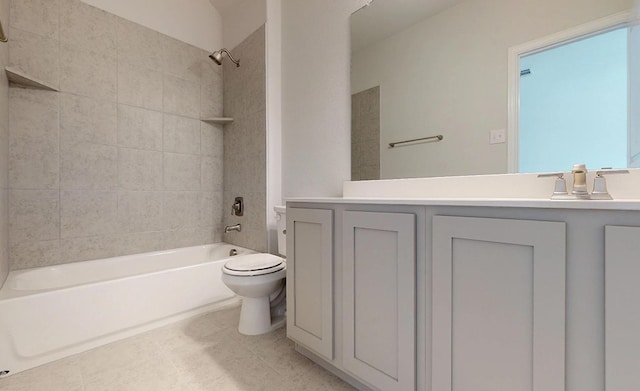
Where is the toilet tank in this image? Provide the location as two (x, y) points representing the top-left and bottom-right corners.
(274, 206), (286, 256)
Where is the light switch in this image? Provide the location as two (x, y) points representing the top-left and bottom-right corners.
(490, 129), (506, 144)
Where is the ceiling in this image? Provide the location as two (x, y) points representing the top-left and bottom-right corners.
(351, 0), (466, 53)
(208, 0), (237, 12)
(208, 0), (467, 52)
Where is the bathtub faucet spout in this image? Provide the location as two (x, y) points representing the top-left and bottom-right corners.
(224, 224), (241, 233)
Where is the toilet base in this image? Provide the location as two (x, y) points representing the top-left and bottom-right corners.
(238, 297), (286, 335)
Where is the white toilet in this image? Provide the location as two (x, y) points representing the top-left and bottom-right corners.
(221, 206), (287, 335)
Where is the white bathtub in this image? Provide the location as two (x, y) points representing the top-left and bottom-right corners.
(0, 243), (252, 377)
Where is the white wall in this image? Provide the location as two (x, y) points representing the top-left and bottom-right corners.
(266, 0), (283, 253)
(281, 0), (368, 198)
(351, 0), (633, 179)
(218, 0), (267, 50)
(81, 0), (222, 51)
(0, 0), (9, 287)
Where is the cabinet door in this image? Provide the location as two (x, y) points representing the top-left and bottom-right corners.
(605, 225), (640, 391)
(286, 208), (334, 360)
(343, 211), (416, 391)
(432, 216), (566, 391)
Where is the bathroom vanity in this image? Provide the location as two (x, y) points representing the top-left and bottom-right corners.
(285, 196), (640, 391)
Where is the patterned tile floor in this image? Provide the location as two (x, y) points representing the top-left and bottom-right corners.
(0, 306), (355, 390)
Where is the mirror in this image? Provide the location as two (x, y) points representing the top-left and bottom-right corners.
(351, 0), (635, 180)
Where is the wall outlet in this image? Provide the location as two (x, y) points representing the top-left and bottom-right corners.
(490, 129), (506, 144)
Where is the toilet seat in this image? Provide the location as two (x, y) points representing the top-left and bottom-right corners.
(223, 254), (285, 276)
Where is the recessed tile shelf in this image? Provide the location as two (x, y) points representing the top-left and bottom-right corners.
(5, 66), (58, 91)
(201, 117), (234, 124)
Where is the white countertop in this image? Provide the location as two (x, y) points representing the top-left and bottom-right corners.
(285, 197), (640, 211)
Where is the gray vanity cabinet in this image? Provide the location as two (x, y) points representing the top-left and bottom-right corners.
(342, 211), (416, 391)
(286, 200), (640, 391)
(605, 225), (640, 391)
(286, 207), (334, 360)
(431, 216), (566, 391)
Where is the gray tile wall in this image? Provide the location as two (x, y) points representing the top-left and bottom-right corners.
(351, 86), (380, 181)
(222, 26), (267, 252)
(0, 0), (9, 285)
(7, 0), (224, 270)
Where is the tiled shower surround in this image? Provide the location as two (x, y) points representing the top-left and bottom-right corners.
(351, 86), (380, 181)
(222, 26), (267, 252)
(7, 0), (226, 270)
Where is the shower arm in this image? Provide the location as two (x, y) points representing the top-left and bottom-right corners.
(217, 49), (240, 67)
(209, 47), (240, 67)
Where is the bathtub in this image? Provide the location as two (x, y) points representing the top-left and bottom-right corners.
(0, 243), (252, 377)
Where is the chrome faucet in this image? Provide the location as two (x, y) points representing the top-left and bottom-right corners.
(537, 172), (572, 199)
(591, 169), (629, 199)
(539, 165), (630, 200)
(224, 223), (241, 233)
(538, 164), (591, 199)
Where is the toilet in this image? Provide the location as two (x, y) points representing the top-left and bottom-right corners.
(221, 206), (287, 335)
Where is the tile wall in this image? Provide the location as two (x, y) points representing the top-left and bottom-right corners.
(351, 86), (380, 181)
(7, 0), (224, 269)
(0, 0), (9, 284)
(222, 26), (267, 252)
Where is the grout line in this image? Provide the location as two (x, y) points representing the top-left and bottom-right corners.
(115, 13), (121, 201)
(56, 0), (62, 247)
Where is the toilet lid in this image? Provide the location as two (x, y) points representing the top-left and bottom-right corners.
(223, 254), (285, 276)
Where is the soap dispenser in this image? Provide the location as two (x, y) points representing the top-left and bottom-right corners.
(571, 164), (590, 199)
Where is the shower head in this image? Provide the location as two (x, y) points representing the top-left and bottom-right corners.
(209, 48), (240, 67)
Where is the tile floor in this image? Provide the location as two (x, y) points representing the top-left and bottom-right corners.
(0, 306), (356, 390)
